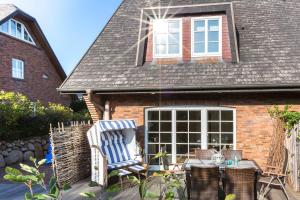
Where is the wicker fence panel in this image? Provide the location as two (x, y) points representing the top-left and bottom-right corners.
(49, 122), (92, 187)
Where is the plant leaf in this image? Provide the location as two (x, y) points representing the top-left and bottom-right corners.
(49, 176), (57, 189)
(106, 184), (121, 193)
(25, 192), (32, 200)
(32, 194), (49, 200)
(127, 176), (140, 185)
(5, 167), (22, 176)
(63, 183), (72, 191)
(145, 191), (158, 199)
(80, 192), (96, 199)
(20, 163), (39, 174)
(30, 157), (36, 163)
(108, 170), (119, 178)
(38, 159), (46, 166)
(4, 174), (30, 183)
(225, 194), (236, 200)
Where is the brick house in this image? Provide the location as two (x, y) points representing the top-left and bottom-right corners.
(0, 4), (71, 105)
(58, 0), (300, 168)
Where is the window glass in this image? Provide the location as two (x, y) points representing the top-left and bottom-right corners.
(0, 21), (9, 33)
(153, 19), (181, 57)
(11, 20), (16, 36)
(16, 23), (22, 38)
(12, 59), (24, 79)
(193, 18), (220, 55)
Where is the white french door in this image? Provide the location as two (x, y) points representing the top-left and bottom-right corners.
(145, 107), (236, 165)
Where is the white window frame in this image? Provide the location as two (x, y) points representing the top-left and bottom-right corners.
(145, 107), (236, 167)
(0, 19), (35, 45)
(191, 16), (222, 57)
(152, 18), (183, 58)
(12, 58), (24, 79)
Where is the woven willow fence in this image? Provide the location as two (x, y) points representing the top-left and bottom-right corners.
(49, 121), (92, 187)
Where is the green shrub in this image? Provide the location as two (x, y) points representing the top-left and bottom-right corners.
(0, 91), (90, 140)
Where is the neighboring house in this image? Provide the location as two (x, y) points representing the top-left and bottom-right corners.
(0, 4), (71, 105)
(58, 0), (300, 168)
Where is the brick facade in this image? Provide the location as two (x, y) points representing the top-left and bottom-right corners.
(99, 93), (300, 168)
(0, 17), (71, 105)
(145, 14), (232, 64)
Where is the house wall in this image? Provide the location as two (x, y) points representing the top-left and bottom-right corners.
(0, 17), (71, 105)
(102, 92), (300, 168)
(145, 14), (232, 64)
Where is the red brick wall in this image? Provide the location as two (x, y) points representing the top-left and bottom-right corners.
(145, 14), (232, 64)
(102, 93), (300, 168)
(0, 18), (71, 105)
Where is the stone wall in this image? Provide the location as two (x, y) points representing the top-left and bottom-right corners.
(0, 136), (49, 168)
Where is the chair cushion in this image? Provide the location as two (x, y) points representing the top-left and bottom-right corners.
(128, 165), (146, 173)
(108, 160), (140, 170)
(118, 169), (132, 176)
(100, 131), (132, 164)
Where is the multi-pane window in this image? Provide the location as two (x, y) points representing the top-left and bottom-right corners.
(207, 110), (234, 151)
(146, 108), (235, 166)
(192, 17), (221, 56)
(153, 19), (182, 57)
(0, 19), (35, 44)
(12, 58), (24, 79)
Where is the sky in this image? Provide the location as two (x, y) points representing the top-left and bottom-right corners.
(0, 0), (122, 75)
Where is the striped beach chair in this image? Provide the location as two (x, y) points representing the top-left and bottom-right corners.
(87, 120), (143, 186)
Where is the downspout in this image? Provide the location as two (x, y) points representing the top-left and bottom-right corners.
(103, 101), (110, 120)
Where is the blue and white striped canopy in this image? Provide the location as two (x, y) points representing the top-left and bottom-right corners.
(96, 119), (136, 132)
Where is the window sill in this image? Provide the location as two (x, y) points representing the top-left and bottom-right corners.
(12, 77), (25, 81)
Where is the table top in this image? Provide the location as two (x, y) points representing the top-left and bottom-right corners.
(183, 159), (262, 172)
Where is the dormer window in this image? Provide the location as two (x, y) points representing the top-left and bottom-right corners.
(0, 19), (35, 45)
(153, 19), (182, 58)
(191, 17), (222, 57)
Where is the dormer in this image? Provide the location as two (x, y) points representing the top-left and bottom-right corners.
(0, 18), (35, 45)
(136, 2), (239, 66)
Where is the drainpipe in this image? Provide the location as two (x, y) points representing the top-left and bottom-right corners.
(103, 101), (110, 120)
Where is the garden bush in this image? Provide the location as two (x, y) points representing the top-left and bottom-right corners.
(0, 91), (90, 140)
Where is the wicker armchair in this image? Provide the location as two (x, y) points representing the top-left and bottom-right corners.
(221, 150), (243, 160)
(225, 168), (256, 200)
(190, 166), (219, 200)
(195, 148), (214, 160)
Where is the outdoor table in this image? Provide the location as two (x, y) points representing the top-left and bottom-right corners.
(183, 159), (262, 200)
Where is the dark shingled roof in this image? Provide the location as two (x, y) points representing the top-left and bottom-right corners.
(59, 0), (300, 93)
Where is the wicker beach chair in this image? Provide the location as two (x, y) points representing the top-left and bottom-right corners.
(195, 148), (214, 160)
(225, 168), (256, 200)
(221, 150), (243, 160)
(190, 165), (219, 200)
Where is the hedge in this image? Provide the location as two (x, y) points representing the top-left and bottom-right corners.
(0, 91), (90, 140)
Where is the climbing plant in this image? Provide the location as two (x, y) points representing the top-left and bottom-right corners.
(268, 105), (300, 139)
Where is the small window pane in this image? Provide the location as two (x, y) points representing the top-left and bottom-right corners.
(208, 134), (219, 143)
(148, 133), (159, 143)
(189, 111), (201, 120)
(208, 122), (219, 132)
(149, 155), (159, 165)
(160, 122), (172, 132)
(195, 32), (205, 42)
(24, 30), (29, 41)
(176, 144), (188, 154)
(176, 111), (188, 120)
(208, 31), (219, 41)
(155, 34), (167, 45)
(208, 20), (219, 31)
(160, 144), (172, 153)
(168, 33), (179, 44)
(156, 45), (167, 55)
(177, 133), (188, 143)
(148, 144), (159, 154)
(221, 122), (233, 132)
(221, 134), (233, 144)
(208, 42), (219, 53)
(194, 20), (205, 32)
(16, 23), (22, 38)
(0, 21), (9, 33)
(189, 133), (201, 143)
(189, 122), (201, 132)
(208, 111), (219, 120)
(148, 122), (159, 132)
(189, 145), (201, 153)
(168, 21), (179, 32)
(161, 133), (172, 143)
(194, 43), (205, 53)
(168, 44), (179, 54)
(176, 122), (188, 132)
(11, 20), (16, 36)
(221, 111), (233, 121)
(208, 145), (220, 151)
(148, 111), (159, 120)
(161, 111), (171, 120)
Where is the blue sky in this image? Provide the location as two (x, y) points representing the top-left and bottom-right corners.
(0, 0), (122, 75)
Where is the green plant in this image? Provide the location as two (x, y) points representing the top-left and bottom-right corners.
(128, 176), (157, 200)
(3, 157), (95, 200)
(225, 194), (236, 200)
(268, 105), (300, 139)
